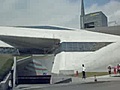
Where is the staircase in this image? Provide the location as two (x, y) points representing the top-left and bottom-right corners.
(24, 59), (48, 75)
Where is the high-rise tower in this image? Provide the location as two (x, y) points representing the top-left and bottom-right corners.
(80, 0), (85, 29)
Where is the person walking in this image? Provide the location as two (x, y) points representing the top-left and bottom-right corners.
(82, 64), (86, 79)
(108, 65), (112, 76)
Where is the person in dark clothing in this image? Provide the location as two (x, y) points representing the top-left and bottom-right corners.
(108, 65), (112, 76)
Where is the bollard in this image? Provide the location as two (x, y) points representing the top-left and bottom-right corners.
(94, 75), (97, 82)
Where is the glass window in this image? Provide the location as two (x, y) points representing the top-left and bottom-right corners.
(60, 42), (112, 52)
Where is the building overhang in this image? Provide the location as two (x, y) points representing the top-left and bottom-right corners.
(0, 35), (60, 54)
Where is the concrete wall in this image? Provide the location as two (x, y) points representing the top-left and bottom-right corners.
(52, 42), (120, 74)
(17, 56), (33, 76)
(52, 52), (64, 74)
(59, 70), (74, 75)
(87, 25), (120, 36)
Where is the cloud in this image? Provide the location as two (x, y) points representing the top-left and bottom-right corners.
(0, 0), (120, 28)
(0, 0), (80, 28)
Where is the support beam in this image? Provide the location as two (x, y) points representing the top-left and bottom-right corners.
(13, 56), (17, 89)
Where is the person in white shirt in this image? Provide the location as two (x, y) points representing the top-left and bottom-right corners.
(82, 64), (86, 79)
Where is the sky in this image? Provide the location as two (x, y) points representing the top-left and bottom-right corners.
(0, 0), (120, 29)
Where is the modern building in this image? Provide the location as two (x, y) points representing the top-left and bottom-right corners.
(0, 0), (118, 87)
(0, 26), (120, 74)
(80, 0), (108, 29)
(0, 25), (120, 86)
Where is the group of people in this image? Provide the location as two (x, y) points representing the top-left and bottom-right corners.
(108, 64), (120, 76)
(81, 63), (120, 79)
(75, 64), (86, 79)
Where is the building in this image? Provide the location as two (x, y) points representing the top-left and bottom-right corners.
(84, 11), (108, 28)
(80, 0), (108, 29)
(0, 26), (120, 74)
(1, 25), (120, 86)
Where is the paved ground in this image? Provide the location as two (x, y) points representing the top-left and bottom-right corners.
(15, 74), (120, 90)
(25, 81), (120, 90)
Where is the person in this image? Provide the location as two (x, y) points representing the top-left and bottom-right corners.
(108, 65), (112, 76)
(82, 64), (86, 79)
(75, 71), (79, 77)
(113, 66), (117, 74)
(117, 64), (120, 74)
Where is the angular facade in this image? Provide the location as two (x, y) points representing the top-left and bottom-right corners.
(0, 26), (120, 74)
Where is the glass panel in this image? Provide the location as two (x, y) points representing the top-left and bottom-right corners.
(60, 42), (112, 52)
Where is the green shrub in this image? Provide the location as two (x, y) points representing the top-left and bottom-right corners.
(0, 59), (13, 81)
